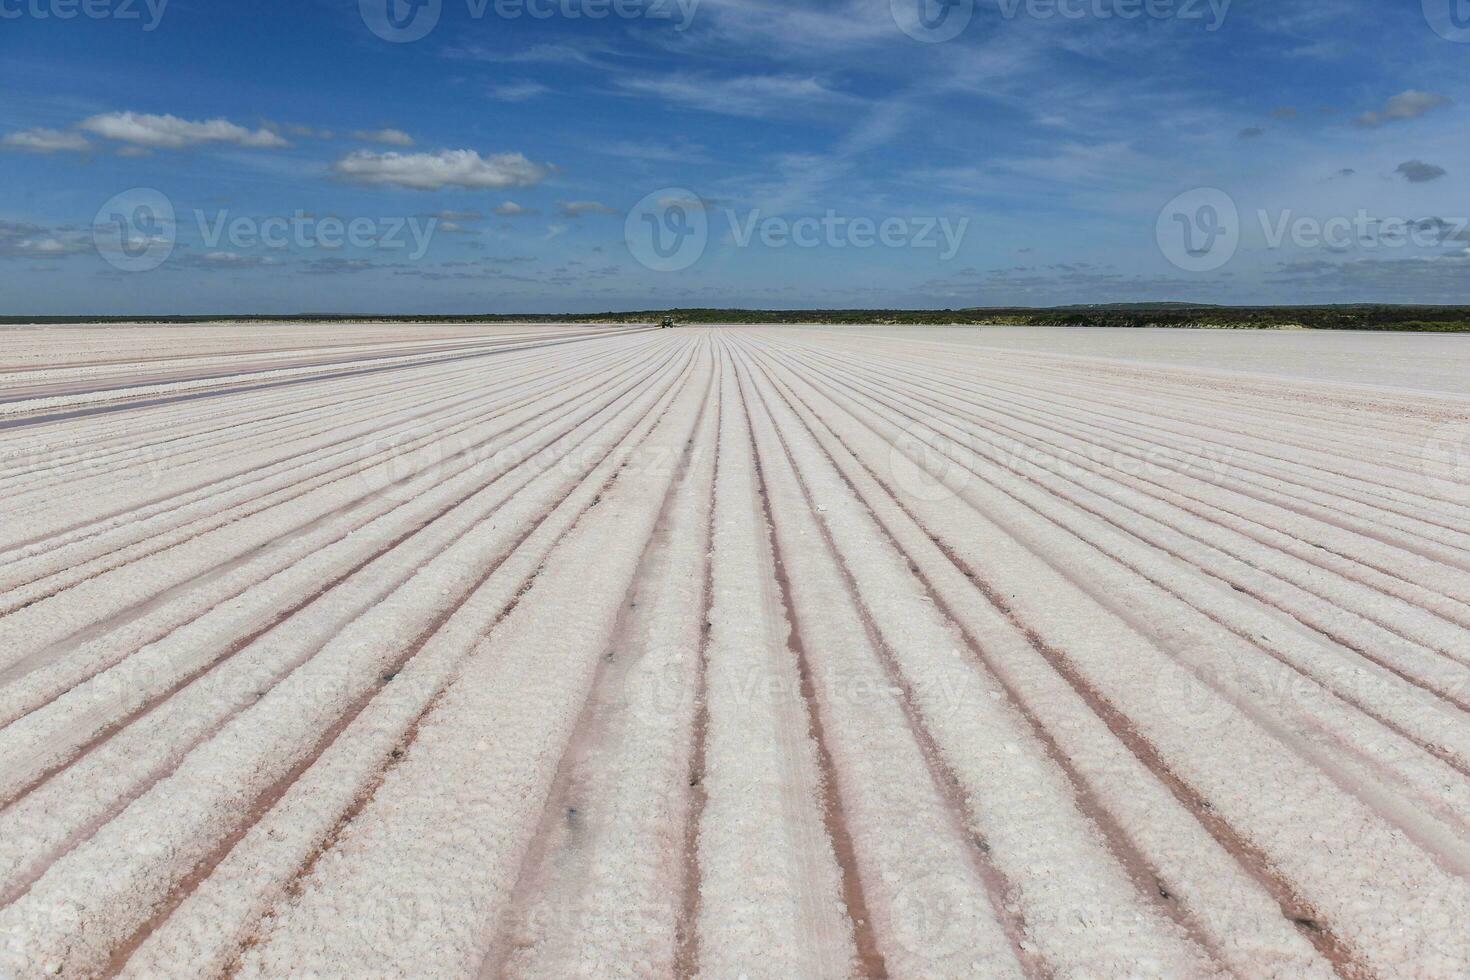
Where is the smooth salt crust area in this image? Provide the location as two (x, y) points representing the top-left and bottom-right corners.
(795, 323), (1470, 397)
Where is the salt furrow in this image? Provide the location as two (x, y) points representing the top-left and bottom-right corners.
(794, 350), (1470, 735)
(762, 340), (1470, 976)
(782, 340), (1470, 631)
(692, 353), (856, 978)
(851, 337), (1457, 497)
(0, 331), (592, 401)
(0, 336), (652, 550)
(737, 352), (1034, 978)
(794, 358), (1470, 843)
(931, 373), (1470, 582)
(0, 340), (657, 607)
(494, 364), (720, 979)
(0, 323), (605, 377)
(226, 354), (711, 979)
(0, 329), (628, 485)
(0, 324), (1465, 978)
(0, 350), (679, 723)
(752, 349), (1335, 978)
(0, 352), (696, 978)
(963, 348), (1467, 474)
(783, 338), (1470, 582)
(0, 325), (600, 388)
(0, 339), (563, 500)
(0, 327), (645, 421)
(738, 343), (1217, 977)
(115, 347), (704, 980)
(819, 327), (1464, 455)
(0, 344), (679, 675)
(0, 345), (690, 815)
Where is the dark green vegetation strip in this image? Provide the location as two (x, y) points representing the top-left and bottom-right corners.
(5, 305), (1470, 331)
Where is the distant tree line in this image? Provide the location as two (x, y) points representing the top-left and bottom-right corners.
(5, 305), (1470, 331)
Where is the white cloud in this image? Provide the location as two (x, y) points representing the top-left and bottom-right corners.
(189, 251), (282, 268)
(1, 127), (91, 153)
(494, 201), (539, 216)
(617, 74), (847, 118)
(598, 139), (709, 164)
(490, 82), (550, 102)
(1353, 90), (1451, 128)
(283, 123), (334, 139)
(447, 40), (612, 68)
(332, 149), (549, 190)
(0, 221), (91, 259)
(78, 111), (287, 149)
(558, 200), (619, 217)
(352, 128), (415, 146)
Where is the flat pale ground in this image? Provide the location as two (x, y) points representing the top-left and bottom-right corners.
(785, 324), (1470, 396)
(0, 323), (1467, 978)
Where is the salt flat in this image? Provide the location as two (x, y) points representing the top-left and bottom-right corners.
(0, 323), (1466, 978)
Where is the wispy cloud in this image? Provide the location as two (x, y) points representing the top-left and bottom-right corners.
(446, 40), (616, 68)
(616, 73), (849, 118)
(557, 200), (620, 218)
(597, 139), (709, 164)
(332, 149), (549, 190)
(0, 220), (92, 259)
(489, 82), (550, 102)
(351, 128), (414, 146)
(494, 201), (540, 216)
(79, 111), (287, 149)
(2, 127), (91, 153)
(1353, 90), (1451, 128)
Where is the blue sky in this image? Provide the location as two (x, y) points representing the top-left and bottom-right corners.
(2, 0), (1468, 314)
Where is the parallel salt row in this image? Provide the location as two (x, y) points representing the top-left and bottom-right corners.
(0, 325), (1465, 979)
(744, 330), (1470, 976)
(224, 347), (713, 978)
(0, 333), (598, 501)
(0, 338), (665, 609)
(0, 340), (680, 671)
(0, 330), (652, 535)
(0, 338), (699, 976)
